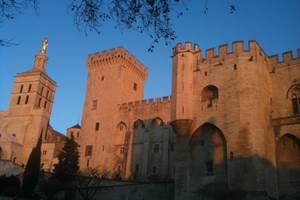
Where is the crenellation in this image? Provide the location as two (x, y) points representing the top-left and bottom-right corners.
(282, 51), (294, 64)
(205, 48), (216, 60)
(219, 44), (228, 57)
(87, 46), (148, 80)
(118, 96), (171, 110)
(232, 40), (244, 55)
(173, 41), (201, 56)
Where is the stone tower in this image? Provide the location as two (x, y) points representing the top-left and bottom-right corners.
(80, 47), (147, 174)
(0, 37), (56, 165)
(171, 42), (201, 121)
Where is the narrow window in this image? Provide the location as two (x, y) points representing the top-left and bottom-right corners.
(170, 144), (174, 152)
(95, 122), (100, 131)
(230, 152), (234, 160)
(25, 95), (29, 104)
(46, 90), (49, 99)
(20, 84), (24, 93)
(28, 84), (32, 92)
(101, 76), (105, 81)
(17, 96), (21, 105)
(152, 166), (157, 174)
(13, 157), (16, 163)
(38, 98), (42, 107)
(85, 145), (93, 156)
(77, 132), (79, 137)
(292, 98), (299, 114)
(204, 72), (208, 76)
(102, 145), (105, 151)
(133, 82), (137, 91)
(41, 87), (44, 96)
(154, 143), (160, 153)
(70, 131), (74, 138)
(206, 160), (214, 175)
(12, 133), (16, 137)
(135, 164), (139, 173)
(43, 150), (47, 155)
(233, 64), (237, 70)
(87, 160), (90, 167)
(44, 101), (47, 109)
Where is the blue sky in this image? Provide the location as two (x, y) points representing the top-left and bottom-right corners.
(1, 0), (300, 133)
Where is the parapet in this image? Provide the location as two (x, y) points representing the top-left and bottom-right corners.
(87, 46), (148, 80)
(118, 96), (171, 111)
(173, 41), (201, 55)
(269, 49), (300, 68)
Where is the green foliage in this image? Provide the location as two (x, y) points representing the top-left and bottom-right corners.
(0, 175), (21, 196)
(22, 133), (42, 197)
(53, 136), (80, 183)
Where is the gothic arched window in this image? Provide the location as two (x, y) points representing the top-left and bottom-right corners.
(287, 84), (300, 115)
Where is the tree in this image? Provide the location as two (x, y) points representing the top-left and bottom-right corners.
(53, 136), (80, 184)
(22, 133), (42, 197)
(0, 0), (236, 51)
(76, 168), (103, 200)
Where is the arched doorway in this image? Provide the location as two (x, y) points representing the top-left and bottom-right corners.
(277, 134), (300, 196)
(189, 123), (227, 191)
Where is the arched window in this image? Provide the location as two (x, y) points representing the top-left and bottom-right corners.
(25, 95), (29, 104)
(287, 84), (300, 115)
(20, 84), (24, 93)
(201, 85), (219, 107)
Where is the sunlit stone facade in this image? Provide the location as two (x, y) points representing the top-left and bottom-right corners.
(78, 41), (300, 199)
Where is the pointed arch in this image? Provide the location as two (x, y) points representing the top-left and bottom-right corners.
(133, 119), (145, 129)
(151, 117), (164, 126)
(277, 133), (300, 196)
(287, 84), (300, 114)
(189, 122), (227, 190)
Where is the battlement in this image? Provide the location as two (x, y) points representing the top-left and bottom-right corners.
(87, 46), (148, 80)
(173, 40), (275, 63)
(118, 96), (171, 110)
(173, 41), (201, 55)
(269, 49), (300, 67)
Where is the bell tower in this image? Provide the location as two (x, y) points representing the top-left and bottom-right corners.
(0, 37), (57, 165)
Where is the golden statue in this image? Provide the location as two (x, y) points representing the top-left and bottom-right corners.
(40, 37), (48, 54)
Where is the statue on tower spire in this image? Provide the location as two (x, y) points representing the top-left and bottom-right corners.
(33, 37), (48, 71)
(40, 37), (48, 54)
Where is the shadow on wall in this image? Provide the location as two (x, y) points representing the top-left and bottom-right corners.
(185, 123), (300, 200)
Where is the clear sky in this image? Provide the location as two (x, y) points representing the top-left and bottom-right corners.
(1, 0), (300, 133)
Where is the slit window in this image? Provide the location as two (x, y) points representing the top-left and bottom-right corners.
(95, 122), (100, 131)
(133, 82), (137, 91)
(206, 160), (214, 175)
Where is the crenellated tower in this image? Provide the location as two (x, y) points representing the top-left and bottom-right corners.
(80, 47), (148, 174)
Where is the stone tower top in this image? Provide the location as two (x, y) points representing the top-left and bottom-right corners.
(33, 37), (48, 72)
(87, 46), (148, 80)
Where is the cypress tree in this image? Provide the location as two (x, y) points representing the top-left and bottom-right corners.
(53, 136), (79, 183)
(22, 133), (42, 197)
